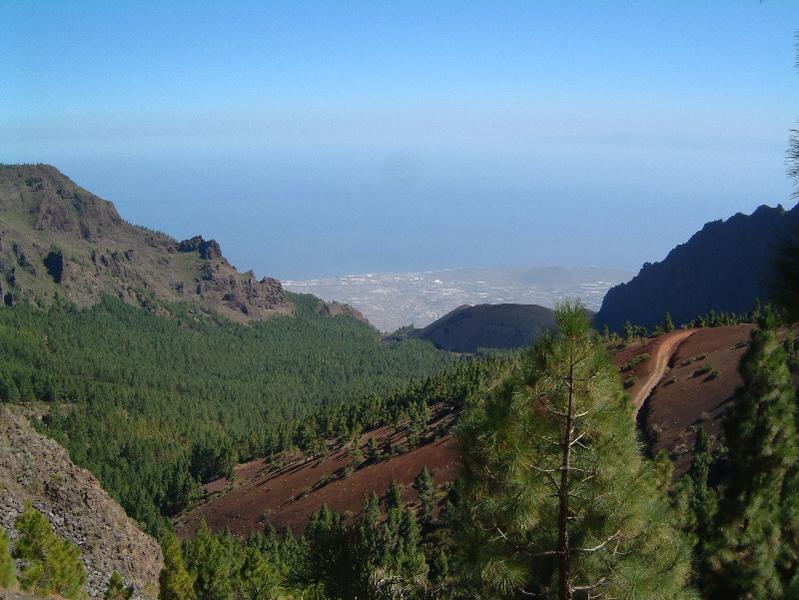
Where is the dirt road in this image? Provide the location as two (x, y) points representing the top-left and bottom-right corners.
(630, 329), (696, 418)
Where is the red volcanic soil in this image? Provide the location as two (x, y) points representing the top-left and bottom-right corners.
(176, 325), (759, 539)
(174, 414), (460, 539)
(612, 329), (698, 416)
(636, 324), (753, 475)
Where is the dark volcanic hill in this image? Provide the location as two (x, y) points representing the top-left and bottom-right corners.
(0, 164), (294, 321)
(594, 203), (799, 332)
(411, 303), (558, 353)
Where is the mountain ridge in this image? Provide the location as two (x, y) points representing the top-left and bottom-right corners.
(594, 203), (798, 331)
(0, 164), (350, 323)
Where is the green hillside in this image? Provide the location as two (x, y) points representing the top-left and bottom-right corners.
(0, 294), (453, 535)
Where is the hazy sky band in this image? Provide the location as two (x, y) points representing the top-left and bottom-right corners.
(3, 1), (797, 279)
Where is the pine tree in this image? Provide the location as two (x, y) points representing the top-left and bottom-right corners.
(429, 548), (449, 585)
(290, 505), (373, 599)
(14, 503), (86, 600)
(42, 538), (85, 600)
(663, 312), (675, 333)
(235, 546), (278, 600)
(0, 373), (19, 403)
(670, 428), (718, 592)
(704, 314), (799, 598)
(652, 448), (674, 493)
(384, 480), (403, 510)
(159, 533), (195, 600)
(185, 520), (232, 600)
(623, 321), (634, 345)
(456, 302), (694, 599)
(771, 214), (799, 322)
(0, 528), (16, 589)
(688, 428), (717, 541)
(367, 437), (380, 463)
(105, 571), (133, 600)
(382, 437), (393, 457)
(397, 509), (426, 577)
(362, 492), (382, 526)
(413, 466), (435, 526)
(751, 297), (762, 323)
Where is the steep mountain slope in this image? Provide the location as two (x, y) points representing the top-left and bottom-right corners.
(0, 164), (454, 537)
(0, 164), (289, 322)
(410, 303), (558, 353)
(0, 405), (162, 599)
(594, 204), (798, 332)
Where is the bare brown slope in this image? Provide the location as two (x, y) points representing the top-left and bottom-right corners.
(637, 324), (753, 475)
(0, 164), (290, 322)
(177, 325), (753, 539)
(174, 409), (459, 538)
(614, 329), (697, 416)
(0, 406), (162, 599)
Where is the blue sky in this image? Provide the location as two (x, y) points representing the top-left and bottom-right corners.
(3, 1), (798, 279)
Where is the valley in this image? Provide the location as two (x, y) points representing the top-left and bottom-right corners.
(6, 5), (799, 599)
(0, 167), (792, 600)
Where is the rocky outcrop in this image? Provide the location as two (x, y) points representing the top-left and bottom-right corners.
(1, 590), (38, 600)
(0, 406), (162, 599)
(43, 249), (66, 283)
(0, 164), (291, 322)
(176, 235), (222, 260)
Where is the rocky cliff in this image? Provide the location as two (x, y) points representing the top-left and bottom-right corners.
(0, 406), (162, 599)
(0, 164), (289, 322)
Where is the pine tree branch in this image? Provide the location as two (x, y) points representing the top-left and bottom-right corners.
(569, 432), (588, 447)
(540, 434), (562, 447)
(575, 530), (622, 553)
(539, 399), (569, 417)
(570, 576), (607, 592)
(530, 463), (562, 491)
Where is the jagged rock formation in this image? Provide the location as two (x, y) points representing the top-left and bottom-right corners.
(0, 164), (290, 321)
(0, 406), (162, 599)
(594, 203), (799, 332)
(410, 303), (559, 353)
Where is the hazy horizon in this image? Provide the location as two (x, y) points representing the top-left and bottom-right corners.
(4, 1), (798, 280)
(284, 265), (634, 331)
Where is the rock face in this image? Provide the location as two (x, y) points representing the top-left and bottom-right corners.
(411, 303), (559, 353)
(0, 164), (291, 322)
(176, 235), (222, 260)
(1, 590), (38, 600)
(594, 203), (799, 332)
(0, 406), (163, 599)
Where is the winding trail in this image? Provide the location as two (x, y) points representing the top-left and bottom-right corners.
(630, 329), (696, 419)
